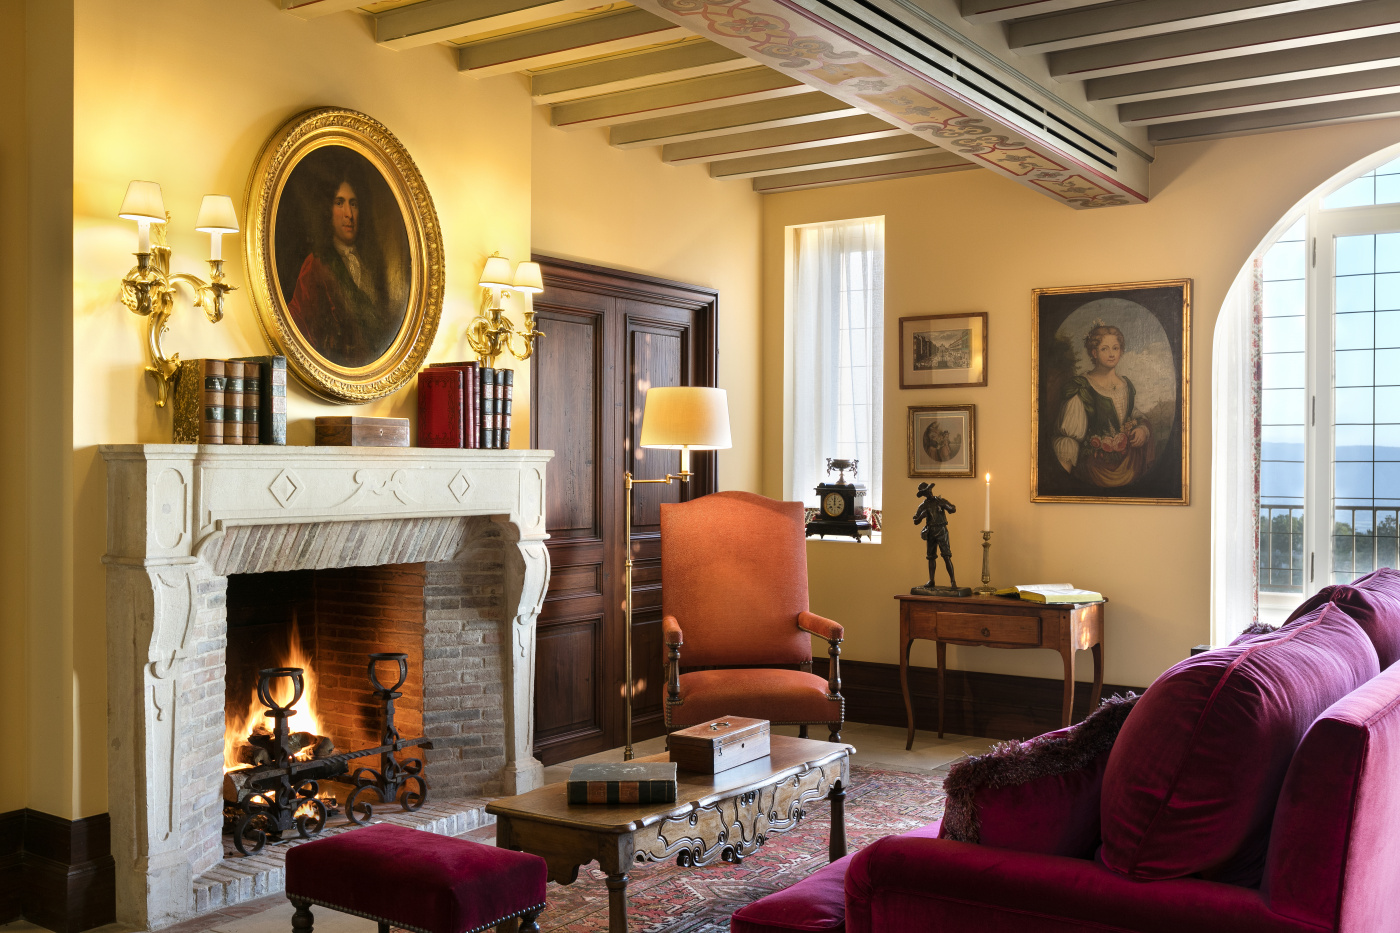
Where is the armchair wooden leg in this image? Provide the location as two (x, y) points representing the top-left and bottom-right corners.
(799, 725), (809, 739)
(828, 724), (841, 743)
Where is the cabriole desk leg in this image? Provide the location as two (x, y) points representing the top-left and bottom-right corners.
(901, 632), (916, 751)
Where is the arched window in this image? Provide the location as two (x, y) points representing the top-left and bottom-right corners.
(1214, 149), (1400, 643)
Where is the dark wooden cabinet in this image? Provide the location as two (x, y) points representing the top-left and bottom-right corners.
(529, 257), (717, 765)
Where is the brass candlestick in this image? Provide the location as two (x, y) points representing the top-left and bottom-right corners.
(973, 530), (995, 595)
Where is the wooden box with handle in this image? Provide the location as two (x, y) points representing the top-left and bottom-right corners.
(668, 716), (771, 774)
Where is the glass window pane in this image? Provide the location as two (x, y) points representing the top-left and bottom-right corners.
(1378, 310), (1400, 348)
(1338, 235), (1376, 275)
(1377, 348), (1400, 385)
(1377, 273), (1400, 311)
(1263, 280), (1305, 317)
(1263, 424), (1304, 460)
(1262, 388), (1306, 423)
(1337, 424), (1373, 461)
(1326, 176), (1375, 209)
(1264, 315), (1306, 352)
(1379, 462), (1400, 500)
(1263, 240), (1305, 279)
(1376, 386), (1400, 417)
(1378, 233), (1400, 273)
(1337, 311), (1374, 350)
(1337, 386), (1374, 424)
(1263, 351), (1305, 388)
(1378, 174), (1400, 207)
(1336, 349), (1375, 386)
(1337, 462), (1374, 499)
(1378, 424), (1400, 457)
(1338, 275), (1375, 314)
(1262, 460), (1305, 499)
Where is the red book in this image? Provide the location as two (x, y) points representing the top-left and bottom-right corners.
(417, 368), (463, 448)
(428, 361), (479, 449)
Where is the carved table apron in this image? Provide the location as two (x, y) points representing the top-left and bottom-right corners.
(487, 735), (853, 933)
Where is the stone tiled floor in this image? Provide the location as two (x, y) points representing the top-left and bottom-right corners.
(80, 722), (995, 933)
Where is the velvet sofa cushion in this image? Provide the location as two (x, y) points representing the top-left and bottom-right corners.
(666, 667), (842, 727)
(1100, 604), (1378, 886)
(285, 822), (547, 933)
(939, 694), (1138, 858)
(730, 854), (852, 933)
(1264, 663), (1400, 933)
(1284, 567), (1400, 668)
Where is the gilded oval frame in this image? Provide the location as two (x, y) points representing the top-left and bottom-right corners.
(244, 107), (444, 402)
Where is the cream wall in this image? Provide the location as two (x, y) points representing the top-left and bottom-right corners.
(763, 117), (1400, 690)
(530, 107), (763, 492)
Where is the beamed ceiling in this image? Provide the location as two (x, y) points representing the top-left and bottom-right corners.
(284, 0), (1400, 205)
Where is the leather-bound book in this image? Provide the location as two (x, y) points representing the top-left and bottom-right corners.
(223, 360), (245, 445)
(479, 366), (495, 449)
(240, 361), (261, 444)
(233, 355), (288, 445)
(171, 359), (226, 444)
(417, 367), (463, 447)
(498, 368), (514, 449)
(566, 762), (677, 805)
(427, 361), (480, 449)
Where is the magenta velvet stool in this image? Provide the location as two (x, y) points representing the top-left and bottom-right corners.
(285, 823), (547, 933)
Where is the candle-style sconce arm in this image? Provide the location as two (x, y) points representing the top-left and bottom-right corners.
(464, 290), (545, 368)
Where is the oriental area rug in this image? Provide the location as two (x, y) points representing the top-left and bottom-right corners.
(536, 764), (951, 932)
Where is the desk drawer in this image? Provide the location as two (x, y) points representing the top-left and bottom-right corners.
(937, 612), (1041, 646)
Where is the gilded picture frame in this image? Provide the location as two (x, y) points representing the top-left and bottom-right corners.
(899, 312), (988, 389)
(909, 404), (976, 478)
(1031, 280), (1191, 505)
(244, 108), (444, 402)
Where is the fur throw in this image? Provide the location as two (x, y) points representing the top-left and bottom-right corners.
(940, 693), (1140, 844)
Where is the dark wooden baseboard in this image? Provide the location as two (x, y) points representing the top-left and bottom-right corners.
(814, 658), (1143, 741)
(0, 810), (114, 933)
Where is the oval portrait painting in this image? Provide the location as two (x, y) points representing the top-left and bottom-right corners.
(246, 109), (443, 402)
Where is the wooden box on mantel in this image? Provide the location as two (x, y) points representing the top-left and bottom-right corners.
(314, 416), (410, 448)
(668, 716), (771, 774)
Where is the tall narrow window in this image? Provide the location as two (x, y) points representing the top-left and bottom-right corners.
(788, 217), (884, 521)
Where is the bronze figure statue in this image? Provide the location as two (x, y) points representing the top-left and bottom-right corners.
(911, 482), (972, 597)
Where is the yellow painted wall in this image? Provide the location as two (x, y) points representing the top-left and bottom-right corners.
(529, 107), (764, 492)
(763, 117), (1400, 691)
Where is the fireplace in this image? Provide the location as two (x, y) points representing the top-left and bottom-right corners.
(102, 445), (551, 930)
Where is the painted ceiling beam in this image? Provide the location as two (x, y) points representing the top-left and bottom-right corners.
(609, 94), (861, 148)
(1085, 32), (1400, 103)
(374, 0), (602, 50)
(628, 0), (1150, 208)
(662, 114), (904, 164)
(709, 134), (945, 179)
(551, 66), (807, 128)
(751, 152), (978, 193)
(1119, 65), (1400, 125)
(531, 40), (749, 104)
(1010, 0), (1365, 55)
(959, 0), (1110, 24)
(1147, 89), (1400, 143)
(1049, 0), (1400, 81)
(457, 8), (690, 78)
(281, 0), (365, 20)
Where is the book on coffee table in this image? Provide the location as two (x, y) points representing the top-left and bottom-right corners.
(566, 762), (678, 805)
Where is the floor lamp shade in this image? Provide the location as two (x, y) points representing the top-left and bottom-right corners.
(640, 387), (732, 451)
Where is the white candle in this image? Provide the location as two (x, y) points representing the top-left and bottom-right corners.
(984, 472), (991, 531)
(137, 220), (151, 254)
(210, 231), (222, 262)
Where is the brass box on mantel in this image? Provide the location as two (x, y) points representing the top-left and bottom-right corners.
(314, 416), (410, 447)
(668, 716), (771, 774)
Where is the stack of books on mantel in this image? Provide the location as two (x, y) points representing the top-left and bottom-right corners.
(995, 584), (1104, 604)
(171, 356), (287, 445)
(416, 361), (514, 449)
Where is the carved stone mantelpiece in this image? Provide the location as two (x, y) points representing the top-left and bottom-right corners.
(101, 444), (552, 931)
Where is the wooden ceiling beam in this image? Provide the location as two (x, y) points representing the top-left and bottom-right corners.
(1085, 32), (1400, 102)
(1146, 89), (1400, 143)
(374, 0), (600, 50)
(551, 67), (807, 128)
(1119, 64), (1400, 124)
(710, 135), (947, 179)
(281, 0), (365, 20)
(662, 114), (903, 164)
(530, 40), (749, 104)
(751, 152), (978, 193)
(457, 9), (690, 78)
(1049, 0), (1400, 80)
(608, 94), (862, 148)
(1010, 0), (1363, 55)
(958, 0), (1110, 24)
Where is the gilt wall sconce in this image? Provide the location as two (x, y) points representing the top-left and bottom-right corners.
(118, 181), (239, 407)
(464, 253), (545, 367)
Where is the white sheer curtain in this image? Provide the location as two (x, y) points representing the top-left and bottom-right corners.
(788, 217), (884, 510)
(1210, 259), (1262, 646)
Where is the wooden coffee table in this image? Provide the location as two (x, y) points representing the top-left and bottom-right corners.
(487, 735), (853, 933)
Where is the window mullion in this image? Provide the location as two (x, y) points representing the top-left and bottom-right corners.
(1309, 203), (1334, 594)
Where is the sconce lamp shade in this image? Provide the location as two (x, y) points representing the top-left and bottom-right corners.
(512, 261), (544, 294)
(195, 195), (239, 234)
(479, 255), (515, 289)
(639, 386), (731, 450)
(119, 181), (167, 224)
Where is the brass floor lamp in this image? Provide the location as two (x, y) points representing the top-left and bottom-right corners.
(623, 386), (731, 760)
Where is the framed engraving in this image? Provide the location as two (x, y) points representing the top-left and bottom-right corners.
(908, 404), (976, 478)
(899, 312), (988, 389)
(245, 108), (444, 402)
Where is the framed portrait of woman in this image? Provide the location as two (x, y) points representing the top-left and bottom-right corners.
(908, 404), (976, 478)
(1031, 280), (1191, 505)
(244, 108), (444, 402)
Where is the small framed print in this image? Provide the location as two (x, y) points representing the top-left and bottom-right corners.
(908, 404), (976, 478)
(899, 312), (988, 389)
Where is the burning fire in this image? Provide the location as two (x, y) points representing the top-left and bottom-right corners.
(224, 617), (325, 771)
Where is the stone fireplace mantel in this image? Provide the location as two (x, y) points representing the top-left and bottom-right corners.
(100, 444), (552, 930)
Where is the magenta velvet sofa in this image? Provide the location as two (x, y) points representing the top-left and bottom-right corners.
(732, 569), (1400, 933)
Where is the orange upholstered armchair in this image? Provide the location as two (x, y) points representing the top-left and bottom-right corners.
(660, 490), (844, 741)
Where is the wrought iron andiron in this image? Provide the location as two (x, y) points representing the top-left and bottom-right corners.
(346, 653), (430, 824)
(232, 667), (329, 855)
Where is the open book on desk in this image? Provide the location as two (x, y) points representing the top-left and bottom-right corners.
(994, 583), (1103, 604)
